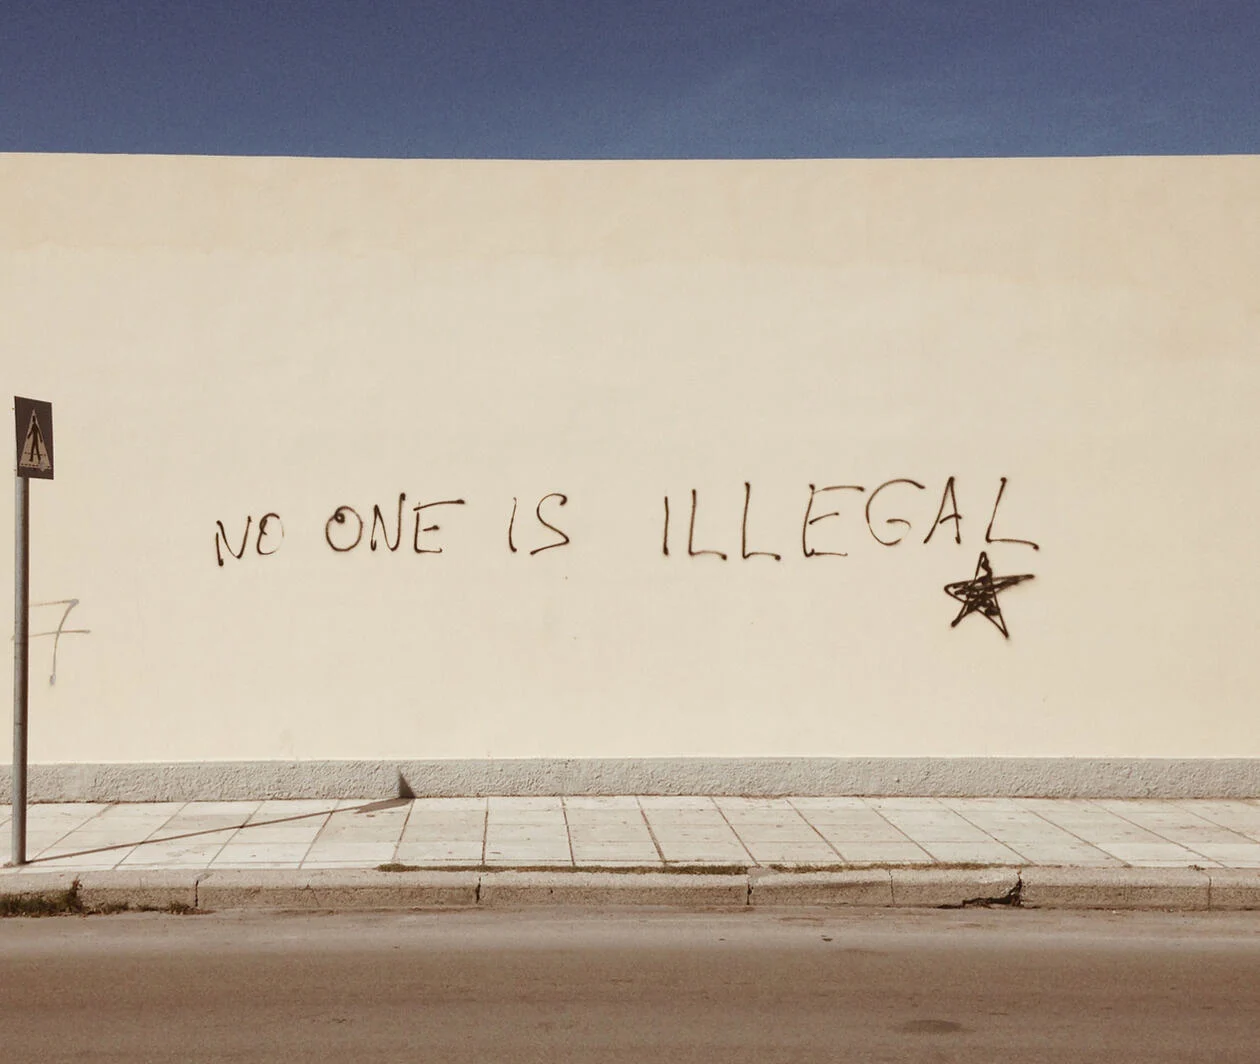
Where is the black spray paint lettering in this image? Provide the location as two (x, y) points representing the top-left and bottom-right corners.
(802, 484), (865, 557)
(325, 506), (364, 552)
(216, 513), (285, 565)
(216, 517), (250, 563)
(664, 489), (725, 560)
(864, 479), (926, 546)
(257, 513), (283, 555)
(923, 476), (963, 545)
(661, 487), (782, 561)
(687, 489), (727, 560)
(661, 491), (729, 559)
(659, 478), (1036, 560)
(371, 493), (407, 551)
(27, 599), (90, 685)
(742, 482), (781, 561)
(326, 498), (468, 554)
(211, 477), (1042, 642)
(985, 477), (1040, 551)
(508, 494), (572, 556)
(531, 493), (570, 556)
(411, 499), (467, 554)
(217, 476), (1037, 566)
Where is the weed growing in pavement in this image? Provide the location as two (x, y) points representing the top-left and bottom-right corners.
(0, 878), (202, 918)
(0, 884), (83, 917)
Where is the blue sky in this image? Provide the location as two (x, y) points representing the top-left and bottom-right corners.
(2, 0), (1257, 158)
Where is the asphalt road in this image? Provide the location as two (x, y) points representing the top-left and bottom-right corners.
(2, 908), (1259, 1063)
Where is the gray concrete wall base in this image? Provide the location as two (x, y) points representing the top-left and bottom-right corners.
(2, 757), (1259, 803)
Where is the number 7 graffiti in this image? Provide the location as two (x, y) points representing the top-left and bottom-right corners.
(26, 599), (91, 685)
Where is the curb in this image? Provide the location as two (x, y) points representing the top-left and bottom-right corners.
(78, 871), (200, 913)
(480, 872), (748, 908)
(1204, 868), (1260, 911)
(890, 868), (1021, 908)
(749, 870), (893, 906)
(4, 867), (1260, 914)
(196, 870), (478, 910)
(1019, 867), (1210, 910)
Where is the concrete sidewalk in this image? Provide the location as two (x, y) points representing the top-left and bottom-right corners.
(4, 796), (1260, 912)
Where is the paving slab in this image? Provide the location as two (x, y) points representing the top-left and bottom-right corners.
(833, 842), (933, 863)
(917, 842), (1025, 864)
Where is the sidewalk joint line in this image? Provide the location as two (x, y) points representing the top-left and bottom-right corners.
(947, 800), (1041, 866)
(637, 798), (667, 866)
(789, 799), (845, 863)
(864, 799), (929, 858)
(1027, 801), (1125, 861)
(296, 805), (337, 870)
(712, 799), (758, 868)
(560, 797), (576, 868)
(1099, 798), (1244, 866)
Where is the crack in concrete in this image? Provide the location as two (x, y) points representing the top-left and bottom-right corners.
(957, 874), (1024, 908)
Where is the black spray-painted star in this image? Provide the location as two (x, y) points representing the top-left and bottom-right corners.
(943, 552), (1035, 639)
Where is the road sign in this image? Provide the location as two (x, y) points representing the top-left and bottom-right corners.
(15, 397), (54, 480)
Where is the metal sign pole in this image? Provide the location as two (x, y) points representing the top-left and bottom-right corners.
(12, 474), (29, 866)
(10, 396), (54, 867)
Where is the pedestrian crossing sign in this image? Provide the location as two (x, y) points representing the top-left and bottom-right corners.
(14, 397), (54, 479)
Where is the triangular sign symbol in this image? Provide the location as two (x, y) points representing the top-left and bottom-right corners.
(19, 410), (51, 472)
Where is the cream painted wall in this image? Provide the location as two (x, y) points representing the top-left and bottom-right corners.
(1, 152), (1257, 765)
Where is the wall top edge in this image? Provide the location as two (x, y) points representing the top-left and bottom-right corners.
(3, 150), (1259, 168)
